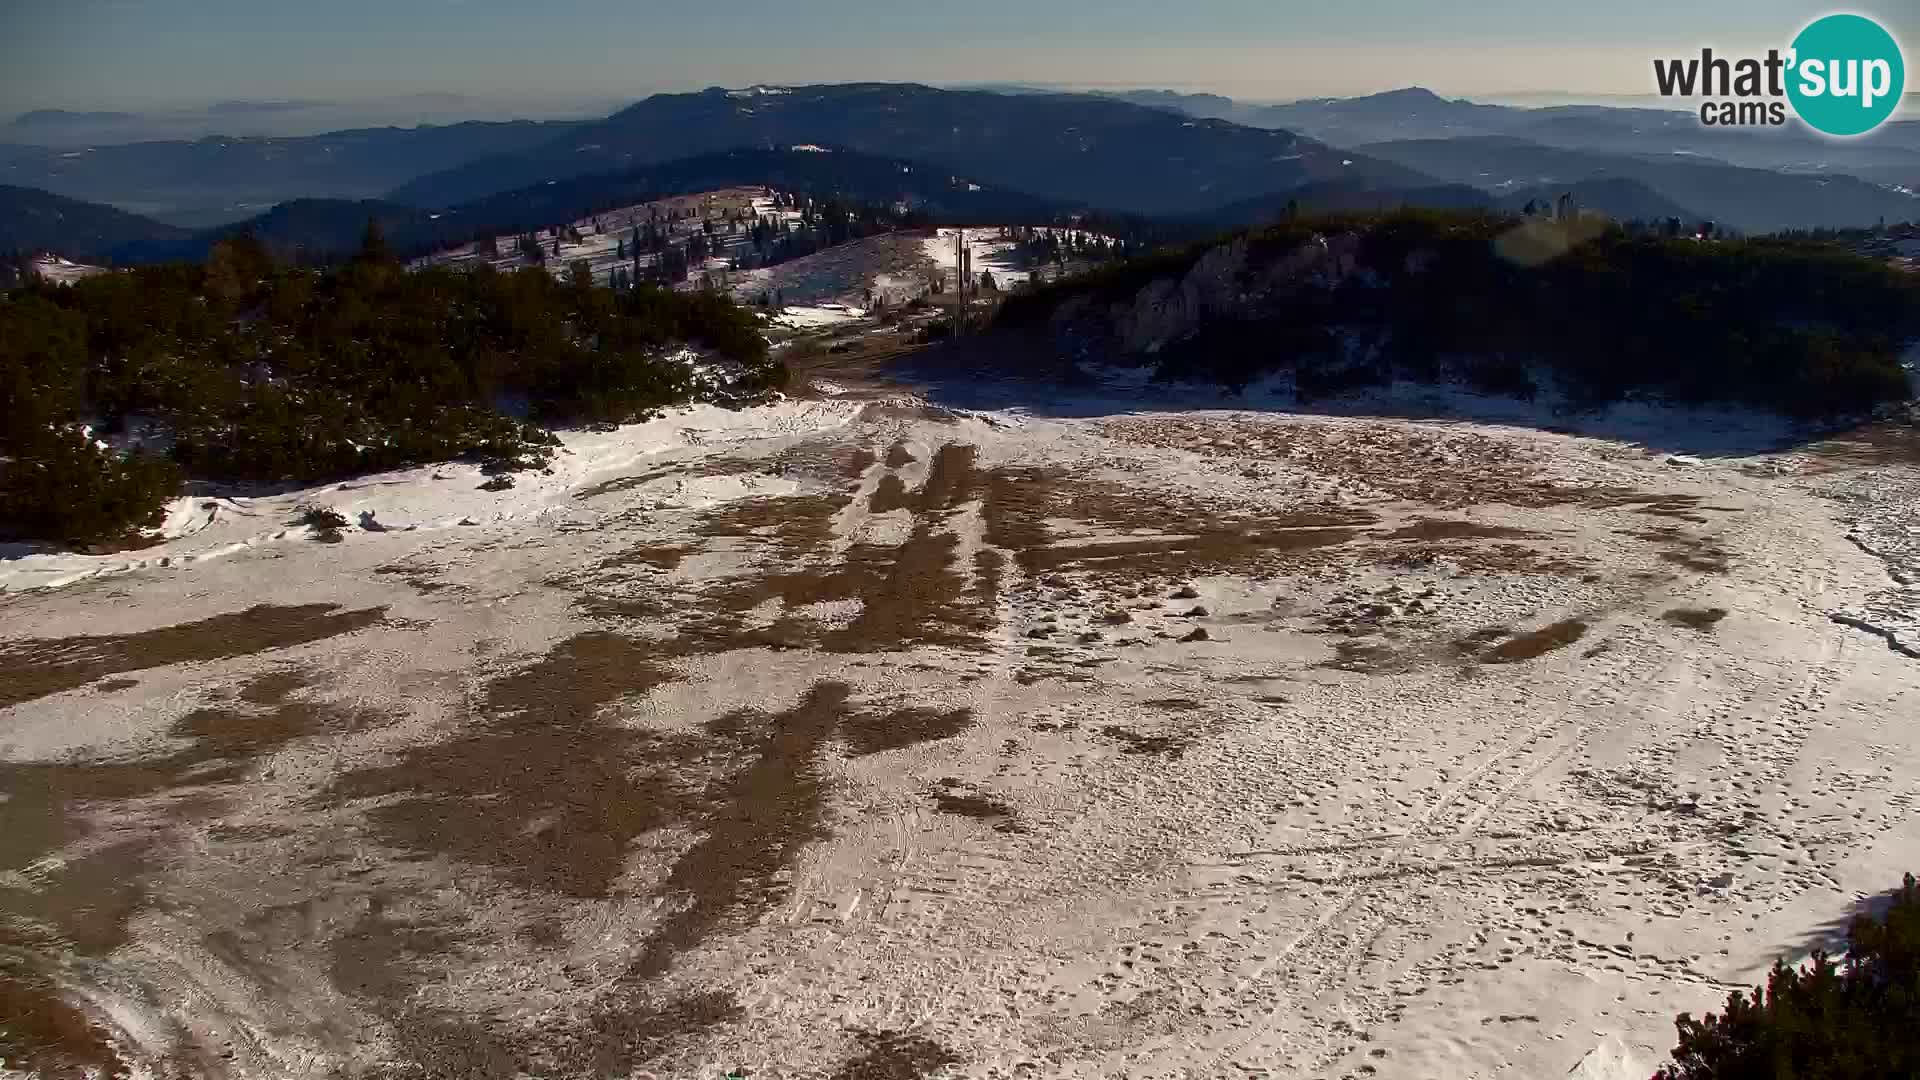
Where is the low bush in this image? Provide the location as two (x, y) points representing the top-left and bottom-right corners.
(0, 426), (182, 548)
(0, 237), (778, 545)
(1656, 873), (1920, 1079)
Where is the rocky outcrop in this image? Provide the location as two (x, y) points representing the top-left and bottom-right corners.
(1068, 231), (1374, 355)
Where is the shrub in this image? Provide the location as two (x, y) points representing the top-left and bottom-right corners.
(294, 504), (347, 542)
(0, 255), (778, 546)
(0, 427), (181, 548)
(295, 505), (348, 531)
(1656, 874), (1920, 1079)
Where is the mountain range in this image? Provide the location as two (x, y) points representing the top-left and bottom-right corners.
(3, 96), (618, 149)
(6, 82), (1919, 267)
(0, 119), (582, 225)
(1355, 135), (1920, 233)
(386, 83), (1431, 217)
(0, 185), (190, 257)
(1201, 174), (1703, 228)
(18, 147), (1082, 266)
(1220, 87), (1920, 191)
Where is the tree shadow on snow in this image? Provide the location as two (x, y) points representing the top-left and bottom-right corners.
(886, 331), (1892, 461)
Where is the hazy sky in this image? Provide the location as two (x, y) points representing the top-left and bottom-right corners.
(4, 0), (1917, 112)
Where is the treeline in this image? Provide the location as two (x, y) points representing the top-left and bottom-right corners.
(997, 225), (1146, 276)
(0, 230), (780, 547)
(999, 209), (1919, 418)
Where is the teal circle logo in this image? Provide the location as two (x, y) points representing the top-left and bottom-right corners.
(1786, 14), (1905, 136)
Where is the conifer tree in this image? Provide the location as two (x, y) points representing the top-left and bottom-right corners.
(355, 218), (392, 264)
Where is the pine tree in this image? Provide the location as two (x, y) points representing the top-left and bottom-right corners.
(355, 218), (392, 264)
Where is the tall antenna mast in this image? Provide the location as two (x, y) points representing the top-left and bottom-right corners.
(953, 226), (964, 339)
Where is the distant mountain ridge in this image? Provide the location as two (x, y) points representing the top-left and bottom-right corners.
(11, 147), (1088, 265)
(1358, 135), (1920, 232)
(11, 82), (1917, 251)
(1199, 174), (1703, 228)
(10, 109), (140, 127)
(1191, 86), (1920, 191)
(0, 119), (586, 225)
(0, 184), (189, 258)
(388, 83), (1432, 216)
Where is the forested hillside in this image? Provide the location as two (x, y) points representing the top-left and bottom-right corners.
(0, 232), (779, 546)
(389, 84), (1430, 214)
(1000, 210), (1919, 417)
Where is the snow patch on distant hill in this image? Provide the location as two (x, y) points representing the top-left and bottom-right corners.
(32, 254), (110, 285)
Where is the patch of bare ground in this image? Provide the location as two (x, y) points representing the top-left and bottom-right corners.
(784, 339), (928, 401)
(980, 465), (1371, 586)
(327, 904), (520, 1079)
(575, 989), (742, 1078)
(594, 542), (697, 573)
(679, 529), (990, 653)
(326, 633), (694, 899)
(1143, 698), (1203, 711)
(0, 604), (387, 709)
(324, 662), (991, 1067)
(1365, 539), (1589, 577)
(1, 669), (391, 1075)
(772, 442), (878, 483)
(664, 443), (996, 653)
(871, 442), (979, 514)
(869, 473), (911, 513)
(1384, 519), (1542, 542)
(629, 682), (851, 979)
(1100, 726), (1192, 759)
(2, 669), (374, 931)
(574, 457), (768, 502)
(560, 541), (703, 622)
(319, 644), (875, 1071)
(826, 1029), (962, 1080)
(1625, 526), (1733, 574)
(840, 706), (975, 756)
(821, 527), (988, 651)
(1099, 417), (1722, 516)
(1322, 640), (1414, 675)
(1321, 624), (1527, 676)
(328, 897), (741, 1079)
(0, 963), (132, 1080)
(573, 446), (992, 654)
(930, 783), (1023, 833)
(373, 564), (458, 596)
(1453, 627), (1515, 656)
(1481, 618), (1590, 663)
(1663, 607), (1729, 632)
(572, 464), (685, 501)
(1806, 422), (1920, 467)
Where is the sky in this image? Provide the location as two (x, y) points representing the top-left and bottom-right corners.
(3, 0), (1918, 113)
